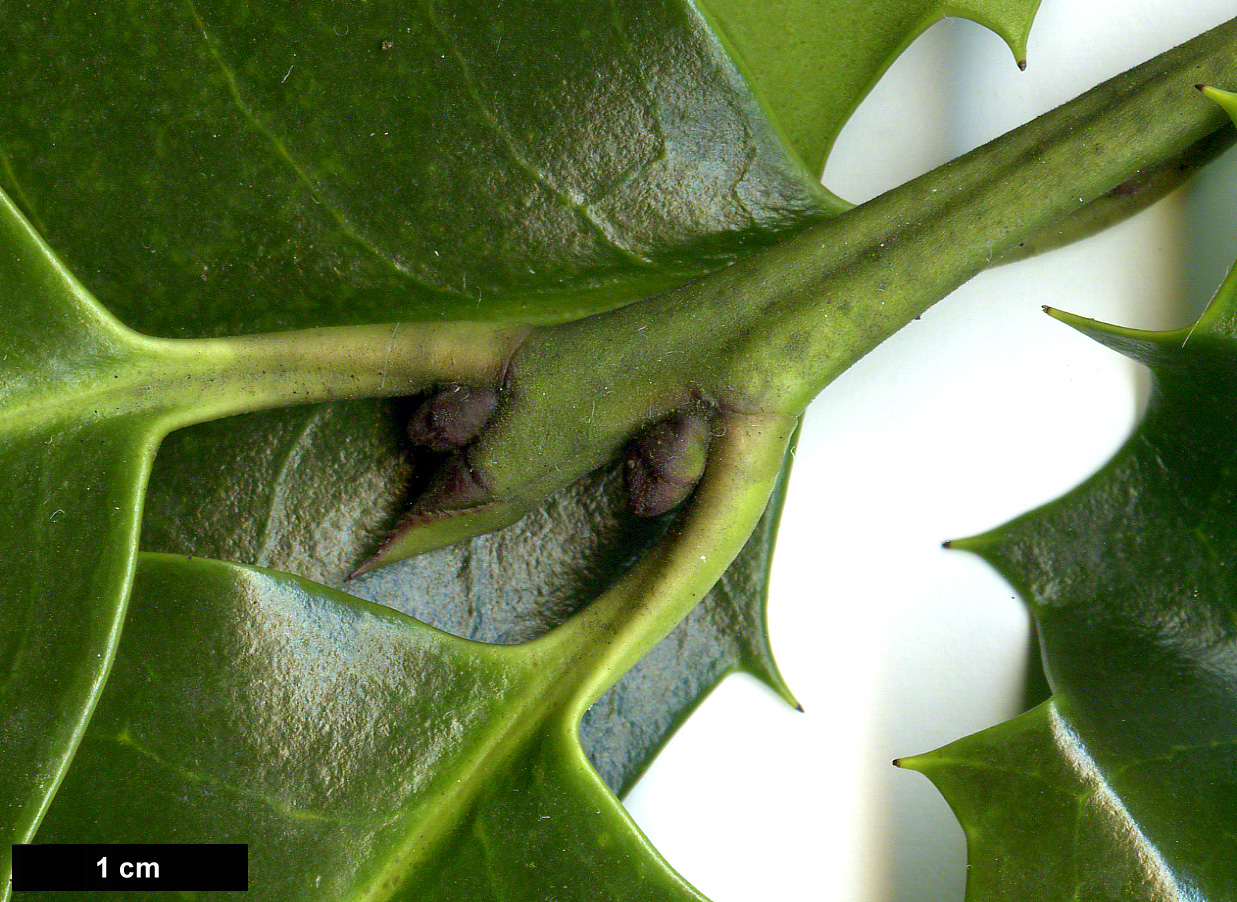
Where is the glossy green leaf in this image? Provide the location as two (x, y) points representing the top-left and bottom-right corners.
(0, 181), (526, 895)
(0, 0), (844, 338)
(140, 403), (796, 793)
(903, 259), (1237, 898)
(9, 11), (1237, 901)
(37, 413), (796, 899)
(0, 186), (170, 886)
(132, 15), (1237, 803)
(36, 554), (709, 901)
(694, 0), (1041, 176)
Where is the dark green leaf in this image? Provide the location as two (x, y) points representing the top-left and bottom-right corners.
(904, 262), (1237, 899)
(0, 0), (843, 338)
(38, 553), (711, 901)
(131, 16), (1237, 806)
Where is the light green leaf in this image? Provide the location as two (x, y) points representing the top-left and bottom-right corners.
(694, 0), (1041, 177)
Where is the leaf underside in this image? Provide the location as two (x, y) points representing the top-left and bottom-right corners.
(38, 554), (709, 902)
(1, 0), (1056, 837)
(3, 0), (844, 815)
(0, 0), (1063, 896)
(140, 403), (795, 794)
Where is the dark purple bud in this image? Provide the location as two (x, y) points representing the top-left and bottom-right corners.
(626, 410), (710, 517)
(407, 385), (499, 452)
(415, 451), (491, 512)
(349, 453), (491, 579)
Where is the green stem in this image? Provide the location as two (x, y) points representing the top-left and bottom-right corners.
(11, 322), (529, 435)
(375, 16), (1237, 568)
(402, 17), (1237, 707)
(528, 412), (798, 717)
(666, 14), (1237, 412)
(149, 323), (528, 431)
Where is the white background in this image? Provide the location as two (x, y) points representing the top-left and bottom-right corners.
(623, 3), (1237, 901)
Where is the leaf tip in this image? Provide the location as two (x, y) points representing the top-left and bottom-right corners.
(943, 533), (990, 554)
(942, 528), (1020, 574)
(1199, 84), (1237, 129)
(346, 560), (374, 580)
(1017, 58), (1027, 72)
(749, 660), (804, 713)
(892, 751), (939, 775)
(347, 540), (394, 579)
(1046, 306), (1182, 365)
(949, 0), (1039, 73)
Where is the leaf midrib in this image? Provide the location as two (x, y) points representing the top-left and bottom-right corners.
(349, 644), (577, 902)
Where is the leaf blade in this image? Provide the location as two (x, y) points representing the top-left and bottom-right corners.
(908, 259), (1237, 899)
(0, 183), (177, 892)
(903, 699), (1209, 902)
(141, 406), (799, 795)
(37, 554), (712, 901)
(0, 0), (842, 338)
(0, 418), (163, 887)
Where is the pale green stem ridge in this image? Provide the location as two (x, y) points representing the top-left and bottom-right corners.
(0, 322), (528, 438)
(151, 323), (529, 431)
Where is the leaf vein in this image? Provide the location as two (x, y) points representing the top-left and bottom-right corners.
(418, 0), (657, 268)
(253, 405), (325, 569)
(112, 727), (386, 828)
(179, 0), (471, 300)
(0, 144), (48, 238)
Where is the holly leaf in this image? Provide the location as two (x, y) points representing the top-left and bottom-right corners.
(139, 403), (796, 793)
(6, 0), (1054, 811)
(695, 0), (1041, 176)
(35, 553), (713, 901)
(36, 411), (795, 899)
(0, 186), (173, 885)
(902, 150), (1237, 897)
(4, 0), (830, 788)
(0, 0), (844, 338)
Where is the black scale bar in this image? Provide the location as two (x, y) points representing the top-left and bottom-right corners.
(12, 844), (248, 891)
